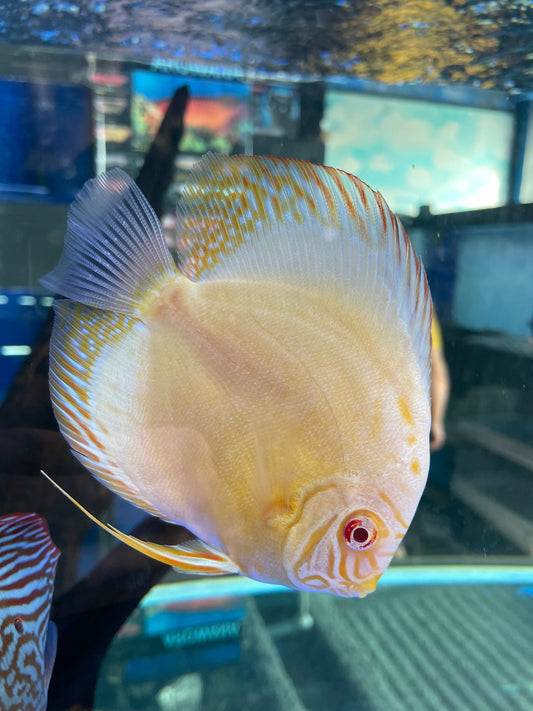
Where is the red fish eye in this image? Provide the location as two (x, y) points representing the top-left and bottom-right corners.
(344, 515), (377, 551)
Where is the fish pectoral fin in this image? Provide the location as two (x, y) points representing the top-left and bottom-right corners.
(103, 527), (239, 575)
(156, 537), (240, 575)
(40, 470), (238, 576)
(43, 621), (58, 690)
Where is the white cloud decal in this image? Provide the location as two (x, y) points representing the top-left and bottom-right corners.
(324, 91), (513, 215)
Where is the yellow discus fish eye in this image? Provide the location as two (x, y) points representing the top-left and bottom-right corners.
(343, 512), (378, 551)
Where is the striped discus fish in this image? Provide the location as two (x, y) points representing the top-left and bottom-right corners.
(0, 513), (60, 711)
(41, 154), (431, 598)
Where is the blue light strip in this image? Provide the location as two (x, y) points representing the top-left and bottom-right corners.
(140, 565), (533, 608)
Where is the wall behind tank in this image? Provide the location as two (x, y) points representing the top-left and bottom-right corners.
(452, 223), (533, 338)
(0, 202), (67, 287)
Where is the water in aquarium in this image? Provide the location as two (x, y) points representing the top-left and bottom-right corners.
(0, 2), (532, 710)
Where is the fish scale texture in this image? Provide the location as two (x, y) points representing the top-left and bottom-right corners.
(310, 584), (533, 711)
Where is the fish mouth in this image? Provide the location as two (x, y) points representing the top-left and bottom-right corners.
(337, 573), (382, 598)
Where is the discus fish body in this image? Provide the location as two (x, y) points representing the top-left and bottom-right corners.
(0, 513), (59, 711)
(41, 154), (431, 597)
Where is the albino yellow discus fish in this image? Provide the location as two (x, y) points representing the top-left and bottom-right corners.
(41, 154), (431, 598)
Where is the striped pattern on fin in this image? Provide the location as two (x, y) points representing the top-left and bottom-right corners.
(176, 154), (432, 393)
(40, 168), (177, 316)
(41, 472), (238, 576)
(0, 513), (59, 711)
(49, 299), (173, 522)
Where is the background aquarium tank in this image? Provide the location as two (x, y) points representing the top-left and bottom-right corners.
(0, 1), (532, 710)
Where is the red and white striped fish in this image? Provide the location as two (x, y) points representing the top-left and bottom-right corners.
(0, 513), (60, 711)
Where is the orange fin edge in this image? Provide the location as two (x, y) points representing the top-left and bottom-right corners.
(40, 470), (238, 576)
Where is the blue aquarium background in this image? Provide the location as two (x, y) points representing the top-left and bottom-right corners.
(0, 79), (94, 203)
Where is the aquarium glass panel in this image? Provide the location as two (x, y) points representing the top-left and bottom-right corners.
(0, 3), (532, 711)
